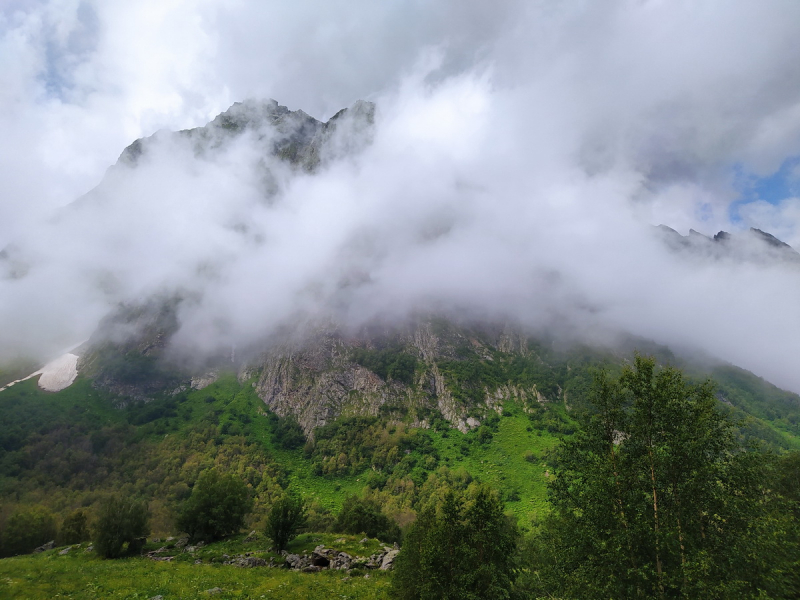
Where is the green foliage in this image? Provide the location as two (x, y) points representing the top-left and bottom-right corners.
(176, 468), (253, 543)
(1, 505), (57, 557)
(391, 485), (518, 600)
(529, 356), (798, 599)
(310, 416), (437, 477)
(58, 509), (90, 545)
(351, 346), (419, 385)
(92, 495), (150, 559)
(334, 495), (401, 543)
(265, 493), (307, 551)
(270, 413), (306, 450)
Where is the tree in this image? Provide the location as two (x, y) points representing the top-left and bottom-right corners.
(1, 505), (57, 556)
(531, 355), (795, 599)
(264, 493), (307, 552)
(58, 508), (90, 545)
(391, 485), (518, 600)
(334, 495), (401, 543)
(176, 468), (253, 543)
(93, 495), (150, 559)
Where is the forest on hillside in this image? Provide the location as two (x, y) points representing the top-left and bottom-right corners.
(0, 355), (797, 598)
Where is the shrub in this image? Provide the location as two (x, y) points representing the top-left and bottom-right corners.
(334, 495), (400, 543)
(59, 508), (90, 545)
(1, 505), (57, 556)
(272, 414), (305, 450)
(176, 468), (253, 543)
(93, 495), (150, 559)
(265, 494), (307, 552)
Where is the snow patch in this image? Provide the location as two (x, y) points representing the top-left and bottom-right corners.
(37, 353), (79, 391)
(0, 352), (80, 393)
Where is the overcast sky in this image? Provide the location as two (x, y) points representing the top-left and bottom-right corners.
(2, 0), (800, 392)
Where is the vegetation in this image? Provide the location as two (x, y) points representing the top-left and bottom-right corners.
(1, 326), (799, 596)
(58, 509), (90, 546)
(0, 505), (56, 557)
(177, 468), (253, 543)
(391, 484), (518, 600)
(335, 495), (401, 543)
(351, 346), (418, 385)
(93, 495), (150, 559)
(524, 356), (800, 599)
(265, 493), (307, 551)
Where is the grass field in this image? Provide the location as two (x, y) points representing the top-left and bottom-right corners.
(0, 534), (391, 600)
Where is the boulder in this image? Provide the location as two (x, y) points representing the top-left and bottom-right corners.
(32, 541), (55, 553)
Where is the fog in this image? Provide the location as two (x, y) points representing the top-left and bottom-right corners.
(2, 1), (800, 391)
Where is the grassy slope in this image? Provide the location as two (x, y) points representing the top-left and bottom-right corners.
(0, 536), (391, 599)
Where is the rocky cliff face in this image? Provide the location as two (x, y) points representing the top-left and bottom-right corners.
(245, 318), (549, 435)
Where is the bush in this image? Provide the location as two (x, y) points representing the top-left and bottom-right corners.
(176, 468), (253, 543)
(1, 505), (57, 556)
(334, 495), (401, 543)
(265, 494), (307, 552)
(59, 509), (90, 545)
(272, 414), (305, 450)
(93, 495), (150, 559)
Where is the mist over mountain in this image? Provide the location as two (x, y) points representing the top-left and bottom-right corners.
(2, 1), (800, 395)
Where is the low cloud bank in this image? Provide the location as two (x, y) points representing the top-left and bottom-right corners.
(2, 2), (800, 392)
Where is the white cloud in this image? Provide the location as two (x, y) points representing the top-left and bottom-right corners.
(2, 1), (800, 392)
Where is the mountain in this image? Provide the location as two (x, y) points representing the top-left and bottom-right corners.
(1, 99), (799, 538)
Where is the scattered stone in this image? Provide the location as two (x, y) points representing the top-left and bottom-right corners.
(194, 559), (202, 564)
(84, 545), (93, 553)
(59, 547), (71, 556)
(33, 541), (55, 553)
(150, 538), (161, 544)
(149, 596), (164, 600)
(359, 537), (369, 544)
(244, 530), (259, 543)
(334, 537), (346, 543)
(206, 588), (223, 595)
(224, 556), (267, 568)
(380, 549), (399, 570)
(175, 537), (189, 549)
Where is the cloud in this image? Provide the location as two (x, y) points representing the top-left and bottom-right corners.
(2, 1), (800, 392)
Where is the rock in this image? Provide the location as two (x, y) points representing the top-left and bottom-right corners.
(59, 547), (71, 555)
(301, 565), (321, 573)
(380, 549), (400, 570)
(84, 545), (94, 553)
(244, 530), (259, 543)
(194, 559), (202, 564)
(359, 537), (369, 544)
(284, 553), (303, 569)
(175, 537), (189, 549)
(32, 541), (55, 553)
(226, 556), (267, 568)
(334, 537), (346, 543)
(206, 588), (223, 595)
(150, 596), (164, 600)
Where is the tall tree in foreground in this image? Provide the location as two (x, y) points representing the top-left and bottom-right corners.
(391, 484), (518, 600)
(528, 355), (796, 599)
